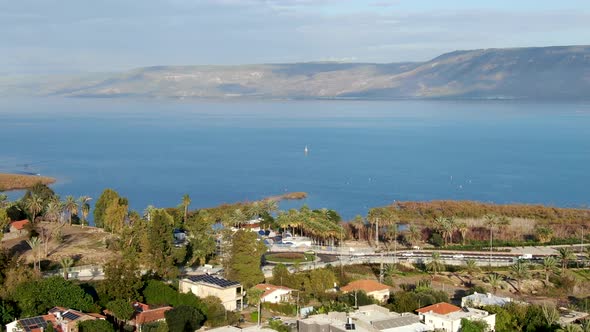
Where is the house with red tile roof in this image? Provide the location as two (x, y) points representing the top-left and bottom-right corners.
(9, 220), (29, 235)
(5, 307), (104, 332)
(254, 284), (294, 304)
(416, 302), (495, 332)
(128, 302), (172, 332)
(340, 279), (391, 303)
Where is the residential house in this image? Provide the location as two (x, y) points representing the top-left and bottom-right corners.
(297, 304), (430, 332)
(340, 280), (391, 303)
(179, 274), (244, 311)
(129, 302), (172, 332)
(6, 307), (103, 332)
(461, 292), (511, 308)
(49, 307), (105, 332)
(416, 302), (495, 332)
(9, 220), (29, 235)
(254, 284), (294, 304)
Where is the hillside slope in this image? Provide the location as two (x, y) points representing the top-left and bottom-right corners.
(4, 45), (590, 100)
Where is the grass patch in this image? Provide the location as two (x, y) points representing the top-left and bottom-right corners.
(266, 252), (315, 263)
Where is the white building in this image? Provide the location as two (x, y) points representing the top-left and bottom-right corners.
(254, 284), (294, 303)
(461, 292), (511, 308)
(298, 304), (430, 332)
(179, 275), (244, 311)
(417, 303), (495, 332)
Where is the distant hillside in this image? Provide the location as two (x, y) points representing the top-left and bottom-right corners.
(3, 45), (590, 100)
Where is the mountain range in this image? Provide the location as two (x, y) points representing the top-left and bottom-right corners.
(2, 45), (590, 100)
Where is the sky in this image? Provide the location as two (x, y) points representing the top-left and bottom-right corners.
(1, 0), (590, 74)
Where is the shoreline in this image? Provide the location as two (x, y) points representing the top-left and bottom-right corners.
(0, 173), (56, 191)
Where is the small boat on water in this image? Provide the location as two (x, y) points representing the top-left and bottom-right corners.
(304, 145), (309, 154)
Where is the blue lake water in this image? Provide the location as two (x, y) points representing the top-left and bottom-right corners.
(1, 98), (590, 220)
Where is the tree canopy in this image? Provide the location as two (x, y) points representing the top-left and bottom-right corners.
(225, 230), (267, 288)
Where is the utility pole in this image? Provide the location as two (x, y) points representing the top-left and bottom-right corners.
(340, 227), (344, 275)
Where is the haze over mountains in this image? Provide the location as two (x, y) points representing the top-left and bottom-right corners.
(2, 45), (590, 100)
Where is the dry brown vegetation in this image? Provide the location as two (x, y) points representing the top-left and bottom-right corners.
(0, 173), (55, 191)
(387, 200), (590, 224)
(1, 222), (116, 266)
(266, 192), (308, 202)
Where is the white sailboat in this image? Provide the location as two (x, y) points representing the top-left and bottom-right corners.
(304, 145), (309, 154)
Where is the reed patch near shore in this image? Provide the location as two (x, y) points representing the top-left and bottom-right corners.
(0, 173), (56, 191)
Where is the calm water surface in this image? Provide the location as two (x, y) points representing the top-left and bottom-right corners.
(1, 98), (589, 219)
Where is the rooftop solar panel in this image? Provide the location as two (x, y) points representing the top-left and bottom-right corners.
(63, 311), (81, 321)
(187, 274), (240, 288)
(20, 316), (48, 332)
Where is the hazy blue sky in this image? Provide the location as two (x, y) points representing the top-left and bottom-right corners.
(1, 0), (589, 74)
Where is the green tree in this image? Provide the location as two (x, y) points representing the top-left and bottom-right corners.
(541, 304), (560, 327)
(12, 276), (94, 316)
(460, 318), (488, 332)
(104, 197), (128, 233)
(184, 211), (216, 266)
(140, 209), (177, 278)
(202, 296), (228, 327)
(305, 268), (336, 298)
(271, 264), (291, 287)
(225, 230), (267, 288)
(165, 305), (204, 332)
(78, 320), (115, 332)
(101, 257), (143, 302)
(106, 299), (134, 327)
(0, 208), (10, 241)
(93, 189), (120, 228)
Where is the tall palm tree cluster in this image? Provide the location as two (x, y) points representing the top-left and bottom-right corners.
(23, 193), (92, 225)
(275, 206), (343, 246)
(219, 199), (279, 229)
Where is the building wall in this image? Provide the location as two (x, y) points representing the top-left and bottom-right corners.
(262, 289), (291, 304)
(179, 280), (243, 311)
(367, 289), (389, 303)
(422, 313), (496, 332)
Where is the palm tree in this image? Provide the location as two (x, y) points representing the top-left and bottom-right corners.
(44, 199), (63, 223)
(433, 216), (448, 246)
(182, 194), (191, 223)
(558, 247), (576, 273)
(63, 195), (78, 225)
(581, 320), (590, 332)
(406, 224), (421, 247)
(60, 257), (74, 280)
(463, 259), (480, 286)
(457, 222), (468, 246)
(78, 196), (92, 225)
(426, 252), (445, 276)
(26, 236), (41, 270)
(486, 273), (502, 294)
(510, 259), (530, 293)
(542, 256), (557, 283)
(25, 193), (43, 223)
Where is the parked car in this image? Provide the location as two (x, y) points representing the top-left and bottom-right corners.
(518, 253), (533, 260)
(452, 254), (465, 259)
(402, 252), (414, 257)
